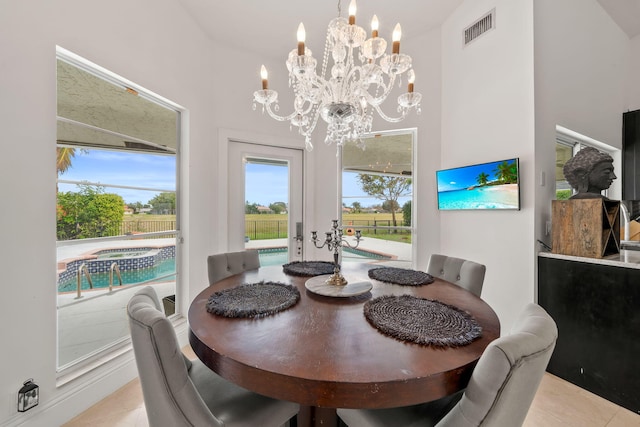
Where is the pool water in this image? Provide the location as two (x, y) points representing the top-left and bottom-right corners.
(256, 246), (391, 266)
(96, 249), (154, 260)
(57, 259), (176, 292)
(58, 245), (390, 292)
(343, 247), (392, 260)
(259, 250), (289, 266)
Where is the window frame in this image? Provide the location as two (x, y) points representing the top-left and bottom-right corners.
(55, 46), (183, 378)
(339, 128), (417, 267)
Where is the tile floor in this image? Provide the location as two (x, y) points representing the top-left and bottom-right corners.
(63, 345), (640, 427)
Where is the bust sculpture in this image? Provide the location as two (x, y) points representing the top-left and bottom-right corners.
(562, 147), (616, 199)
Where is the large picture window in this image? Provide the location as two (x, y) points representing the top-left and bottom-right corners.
(341, 130), (415, 267)
(56, 48), (180, 372)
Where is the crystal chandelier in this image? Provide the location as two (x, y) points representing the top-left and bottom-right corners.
(252, 0), (422, 152)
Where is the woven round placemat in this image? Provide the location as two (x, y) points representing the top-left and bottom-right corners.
(282, 261), (336, 276)
(368, 267), (434, 286)
(364, 295), (482, 347)
(206, 281), (300, 318)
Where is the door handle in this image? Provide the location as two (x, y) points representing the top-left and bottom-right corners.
(294, 222), (304, 242)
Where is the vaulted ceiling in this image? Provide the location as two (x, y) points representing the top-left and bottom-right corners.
(176, 0), (464, 59)
(175, 0), (640, 59)
(57, 1), (640, 164)
(597, 0), (640, 39)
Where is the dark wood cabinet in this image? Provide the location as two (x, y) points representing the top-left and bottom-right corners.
(538, 254), (640, 414)
(623, 109), (640, 200)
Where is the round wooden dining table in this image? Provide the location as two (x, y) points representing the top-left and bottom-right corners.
(188, 263), (500, 427)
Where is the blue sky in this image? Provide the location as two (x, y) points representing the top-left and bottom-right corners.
(58, 150), (411, 208)
(245, 164), (411, 208)
(57, 149), (176, 204)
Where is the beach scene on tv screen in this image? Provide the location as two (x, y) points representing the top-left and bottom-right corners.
(437, 159), (520, 210)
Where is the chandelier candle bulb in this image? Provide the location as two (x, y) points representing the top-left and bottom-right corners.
(348, 0), (357, 25)
(297, 23), (306, 56)
(407, 69), (415, 93)
(371, 15), (379, 38)
(392, 23), (402, 54)
(260, 65), (268, 90)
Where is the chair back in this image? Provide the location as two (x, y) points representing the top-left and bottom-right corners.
(127, 287), (222, 427)
(207, 250), (260, 285)
(427, 254), (486, 297)
(437, 303), (558, 427)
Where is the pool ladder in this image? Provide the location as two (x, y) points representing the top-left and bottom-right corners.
(75, 263), (94, 299)
(109, 263), (123, 291)
(74, 262), (123, 299)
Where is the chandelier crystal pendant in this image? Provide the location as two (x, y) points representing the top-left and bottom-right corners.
(252, 0), (422, 152)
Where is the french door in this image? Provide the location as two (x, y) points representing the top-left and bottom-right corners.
(228, 141), (304, 263)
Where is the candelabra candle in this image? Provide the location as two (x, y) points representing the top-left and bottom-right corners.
(311, 220), (362, 286)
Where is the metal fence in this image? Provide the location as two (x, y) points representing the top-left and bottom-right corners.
(341, 220), (410, 235)
(244, 219), (410, 240)
(119, 220), (177, 235)
(245, 220), (289, 240)
(115, 219), (408, 240)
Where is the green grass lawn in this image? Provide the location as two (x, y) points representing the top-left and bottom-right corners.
(122, 213), (411, 243)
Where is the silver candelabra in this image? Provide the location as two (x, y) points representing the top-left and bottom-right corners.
(311, 220), (362, 286)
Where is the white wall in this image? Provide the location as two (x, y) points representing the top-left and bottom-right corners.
(441, 0), (536, 332)
(402, 28), (443, 270)
(533, 0), (630, 280)
(629, 34), (640, 111)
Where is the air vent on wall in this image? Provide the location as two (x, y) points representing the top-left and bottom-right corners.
(463, 9), (495, 46)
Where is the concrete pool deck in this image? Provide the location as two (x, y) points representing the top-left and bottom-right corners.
(57, 238), (177, 367)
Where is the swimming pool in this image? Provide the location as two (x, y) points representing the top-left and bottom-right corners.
(95, 249), (156, 260)
(256, 246), (392, 266)
(258, 248), (290, 266)
(343, 247), (393, 260)
(57, 245), (176, 293)
(57, 244), (391, 292)
(57, 259), (176, 292)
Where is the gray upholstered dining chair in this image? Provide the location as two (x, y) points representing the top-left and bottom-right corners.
(127, 286), (299, 427)
(427, 254), (486, 297)
(207, 249), (260, 285)
(337, 303), (558, 427)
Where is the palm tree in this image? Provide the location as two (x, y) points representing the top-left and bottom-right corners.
(493, 161), (517, 184)
(56, 147), (79, 199)
(57, 147), (76, 175)
(476, 172), (490, 186)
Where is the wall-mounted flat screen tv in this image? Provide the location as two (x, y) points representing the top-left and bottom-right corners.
(436, 158), (521, 210)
